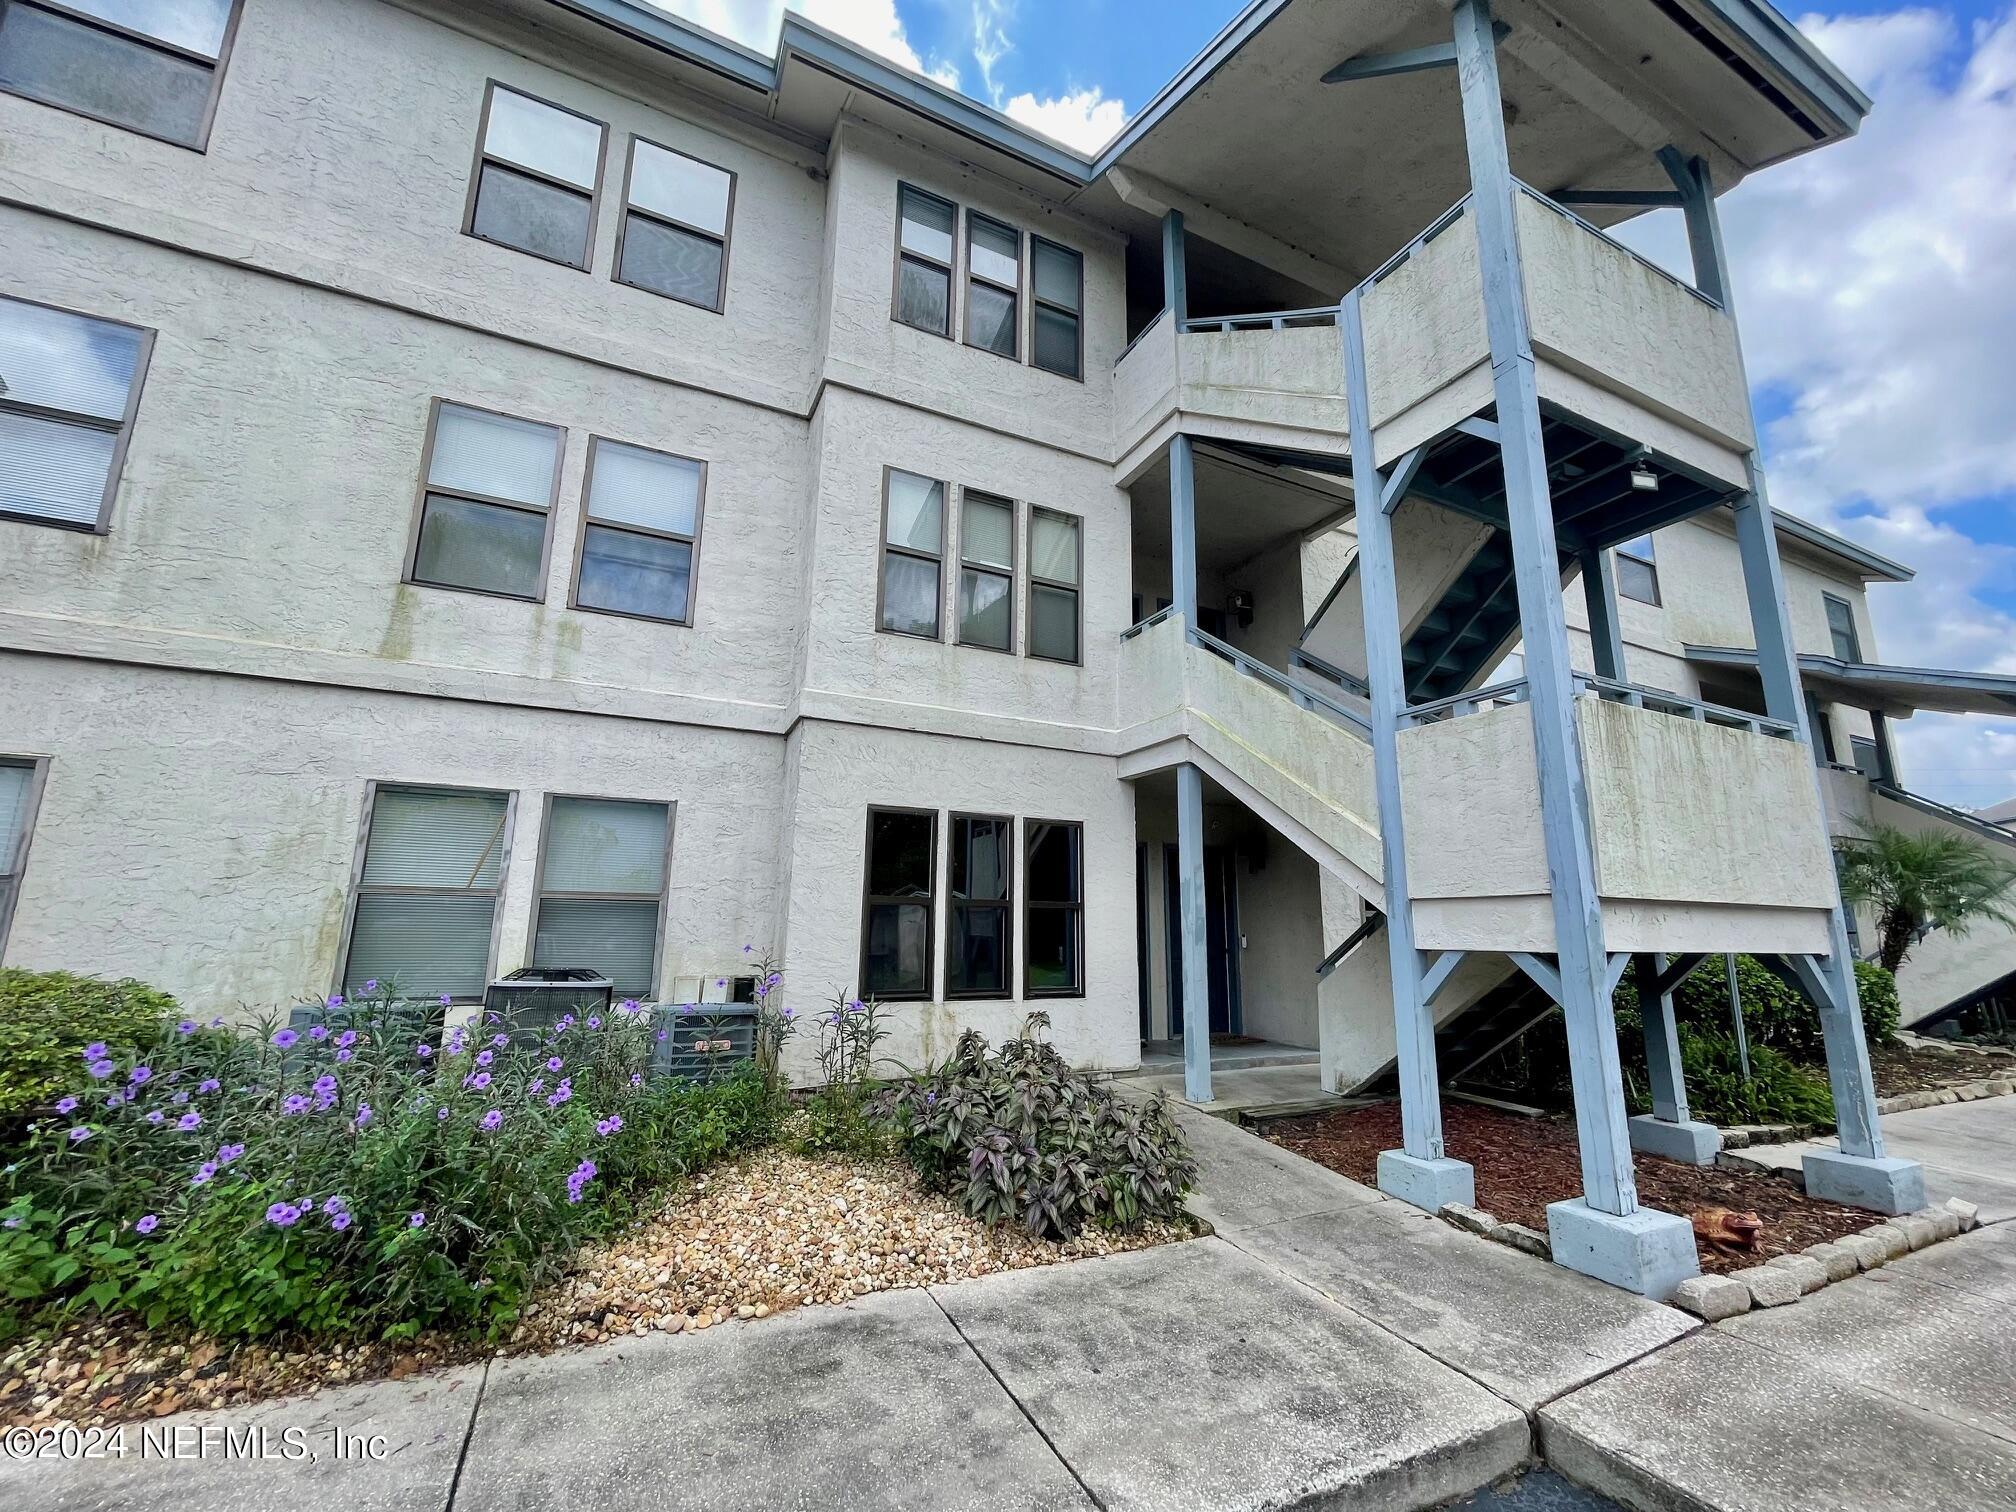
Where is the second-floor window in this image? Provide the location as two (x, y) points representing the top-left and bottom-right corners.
(531, 796), (671, 999)
(1028, 508), (1083, 664)
(894, 185), (956, 338)
(1825, 593), (1862, 662)
(408, 400), (563, 601)
(879, 468), (945, 638)
(957, 490), (1015, 651)
(617, 138), (734, 312)
(572, 438), (704, 625)
(1615, 534), (1659, 606)
(964, 214), (1021, 359)
(343, 784), (512, 1002)
(465, 83), (607, 270)
(1031, 237), (1084, 380)
(0, 0), (240, 149)
(0, 294), (153, 533)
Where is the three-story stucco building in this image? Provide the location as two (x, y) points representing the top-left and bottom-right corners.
(5, 0), (2013, 1293)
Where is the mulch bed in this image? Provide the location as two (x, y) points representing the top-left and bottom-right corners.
(1266, 1100), (1877, 1274)
(1872, 1040), (2016, 1097)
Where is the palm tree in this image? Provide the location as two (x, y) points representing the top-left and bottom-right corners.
(1836, 822), (2016, 974)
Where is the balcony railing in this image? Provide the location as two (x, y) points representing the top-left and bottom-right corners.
(1122, 607), (1370, 738)
(1180, 307), (1339, 334)
(1572, 672), (1796, 739)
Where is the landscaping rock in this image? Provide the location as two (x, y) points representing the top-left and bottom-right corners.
(1440, 1203), (1500, 1237)
(1764, 1254), (1829, 1294)
(1917, 1207), (1962, 1243)
(1945, 1197), (1982, 1233)
(1670, 1274), (1751, 1322)
(1835, 1232), (1890, 1272)
(1890, 1215), (1940, 1251)
(1862, 1223), (1911, 1262)
(1802, 1242), (1859, 1284)
(1494, 1223), (1552, 1259)
(1733, 1265), (1802, 1309)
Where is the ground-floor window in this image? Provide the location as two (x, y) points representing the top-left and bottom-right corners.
(0, 756), (48, 959)
(861, 807), (936, 1000)
(1024, 819), (1084, 997)
(530, 796), (672, 999)
(947, 813), (1012, 998)
(343, 784), (513, 1002)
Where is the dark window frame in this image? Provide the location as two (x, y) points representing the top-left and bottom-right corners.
(0, 0), (246, 152)
(945, 811), (1014, 1001)
(612, 132), (736, 314)
(1824, 592), (1862, 663)
(961, 211), (1022, 361)
(1026, 505), (1084, 666)
(567, 433), (707, 627)
(859, 804), (938, 1003)
(1615, 533), (1660, 607)
(0, 753), (50, 962)
(403, 396), (566, 605)
(891, 182), (958, 340)
(0, 292), (155, 535)
(528, 791), (676, 1000)
(877, 464), (946, 641)
(335, 780), (517, 1005)
(460, 79), (609, 273)
(955, 486), (1017, 654)
(1023, 817), (1085, 999)
(1028, 234), (1084, 382)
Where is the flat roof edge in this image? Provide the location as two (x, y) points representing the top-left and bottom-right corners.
(1773, 513), (1914, 582)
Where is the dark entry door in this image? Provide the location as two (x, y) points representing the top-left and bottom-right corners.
(1164, 844), (1240, 1038)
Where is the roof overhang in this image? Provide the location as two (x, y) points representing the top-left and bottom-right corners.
(1686, 647), (2016, 718)
(1772, 513), (1914, 584)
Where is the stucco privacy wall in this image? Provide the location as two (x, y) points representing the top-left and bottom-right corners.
(777, 721), (1137, 1077)
(0, 655), (786, 1012)
(0, 0), (831, 415)
(0, 209), (809, 720)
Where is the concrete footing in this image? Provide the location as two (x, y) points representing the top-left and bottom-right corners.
(1378, 1150), (1476, 1212)
(1627, 1114), (1721, 1166)
(1802, 1149), (1926, 1215)
(1545, 1199), (1699, 1300)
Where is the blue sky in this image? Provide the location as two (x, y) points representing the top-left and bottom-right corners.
(665, 1), (2016, 809)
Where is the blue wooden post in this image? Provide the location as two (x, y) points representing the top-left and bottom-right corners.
(1452, 0), (1694, 1292)
(1662, 148), (1922, 1213)
(1341, 290), (1473, 1212)
(1629, 954), (1719, 1164)
(1169, 432), (1212, 1104)
(1162, 208), (1188, 328)
(1580, 548), (1627, 682)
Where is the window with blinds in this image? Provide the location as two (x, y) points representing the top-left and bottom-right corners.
(572, 438), (703, 625)
(531, 796), (670, 998)
(880, 469), (945, 639)
(0, 0), (241, 150)
(343, 785), (511, 1001)
(465, 83), (607, 270)
(1031, 237), (1083, 380)
(408, 400), (563, 601)
(617, 138), (735, 312)
(0, 295), (153, 533)
(0, 757), (45, 958)
(1825, 593), (1862, 663)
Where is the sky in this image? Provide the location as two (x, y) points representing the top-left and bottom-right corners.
(655, 0), (2016, 811)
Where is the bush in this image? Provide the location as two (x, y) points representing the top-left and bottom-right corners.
(0, 986), (777, 1342)
(893, 1014), (1195, 1239)
(1854, 960), (1900, 1047)
(1663, 955), (1897, 1065)
(1664, 1027), (1834, 1127)
(0, 971), (177, 1133)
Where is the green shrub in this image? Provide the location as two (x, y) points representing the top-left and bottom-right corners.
(894, 1014), (1195, 1239)
(0, 986), (777, 1342)
(1661, 955), (1897, 1066)
(1854, 960), (1900, 1047)
(1666, 1027), (1834, 1127)
(0, 971), (176, 1131)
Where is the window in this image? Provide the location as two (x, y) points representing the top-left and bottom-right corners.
(0, 756), (47, 958)
(964, 213), (1020, 359)
(880, 468), (944, 638)
(1850, 735), (1883, 781)
(344, 785), (512, 1001)
(464, 83), (607, 270)
(861, 807), (935, 1000)
(1030, 237), (1083, 379)
(1615, 533), (1659, 606)
(531, 796), (671, 999)
(0, 295), (153, 532)
(408, 400), (563, 601)
(616, 137), (734, 311)
(1825, 593), (1862, 662)
(572, 437), (703, 625)
(1024, 820), (1083, 996)
(1028, 508), (1082, 664)
(894, 185), (955, 337)
(0, 0), (240, 149)
(957, 490), (1015, 651)
(946, 814), (1012, 998)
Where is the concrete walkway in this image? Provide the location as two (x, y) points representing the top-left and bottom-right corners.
(1731, 1095), (2016, 1221)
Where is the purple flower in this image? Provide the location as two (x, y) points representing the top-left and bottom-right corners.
(546, 1057), (563, 1072)
(620, 998), (641, 1014)
(475, 1049), (493, 1068)
(337, 1030), (357, 1049)
(629, 1072), (643, 1088)
(172, 1091), (190, 1105)
(327, 993), (345, 1008)
(466, 1071), (492, 1091)
(313, 1075), (338, 1096)
(83, 1042), (109, 1060)
(656, 1029), (668, 1042)
(265, 1202), (302, 1228)
(129, 1066), (153, 1085)
(415, 1043), (433, 1059)
(208, 1017), (225, 1029)
(335, 1048), (353, 1064)
(354, 1103), (373, 1128)
(437, 1107), (451, 1122)
(309, 1025), (329, 1042)
(716, 979), (727, 989)
(54, 1096), (78, 1114)
(595, 1114), (623, 1136)
(299, 1197), (317, 1213)
(147, 1110), (166, 1126)
(925, 1091), (937, 1106)
(283, 1094), (312, 1116)
(88, 1060), (115, 1080)
(743, 944), (754, 954)
(781, 1007), (797, 1021)
(272, 1029), (299, 1050)
(439, 995), (453, 1007)
(362, 980), (377, 993)
(177, 1112), (202, 1131)
(135, 1214), (159, 1235)
(491, 1033), (509, 1048)
(528, 1076), (546, 1095)
(218, 1143), (245, 1164)
(847, 999), (865, 1015)
(480, 1109), (503, 1132)
(330, 1211), (353, 1232)
(176, 1020), (197, 1036)
(3, 1218), (20, 1230)
(564, 1157), (598, 1204)
(676, 1004), (693, 1017)
(68, 1126), (92, 1143)
(105, 1093), (125, 1109)
(198, 1079), (220, 1095)
(410, 1211), (427, 1228)
(191, 1162), (218, 1186)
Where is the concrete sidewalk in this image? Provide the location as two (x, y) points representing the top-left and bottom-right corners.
(1731, 1095), (2016, 1221)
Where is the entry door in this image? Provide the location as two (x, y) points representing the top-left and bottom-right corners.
(1164, 845), (1241, 1038)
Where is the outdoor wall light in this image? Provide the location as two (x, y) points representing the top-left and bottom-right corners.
(1629, 462), (1660, 492)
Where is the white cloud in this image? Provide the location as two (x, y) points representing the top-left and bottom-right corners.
(642, 0), (960, 86)
(1003, 87), (1128, 153)
(970, 0), (1014, 105)
(1620, 6), (2016, 809)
